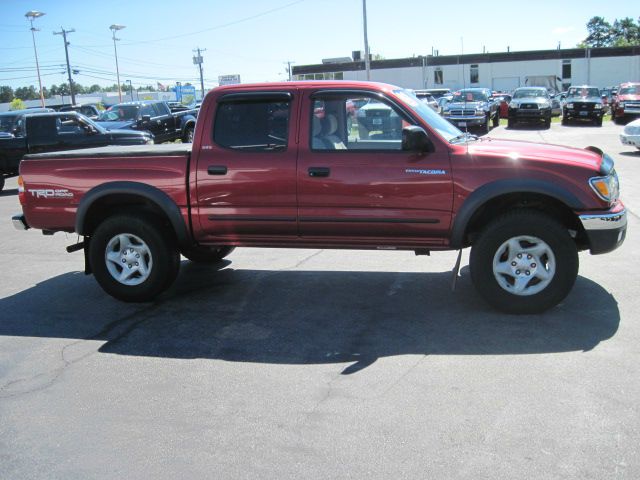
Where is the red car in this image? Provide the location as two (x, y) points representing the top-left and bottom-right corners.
(492, 93), (512, 118)
(13, 81), (626, 313)
(611, 82), (640, 124)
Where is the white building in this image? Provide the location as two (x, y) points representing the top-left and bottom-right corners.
(293, 46), (640, 92)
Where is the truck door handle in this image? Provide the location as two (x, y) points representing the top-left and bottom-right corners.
(207, 165), (227, 175)
(308, 167), (330, 178)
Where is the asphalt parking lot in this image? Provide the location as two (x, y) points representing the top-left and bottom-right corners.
(1, 119), (639, 479)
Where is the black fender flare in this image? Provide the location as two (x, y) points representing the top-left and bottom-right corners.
(75, 181), (192, 248)
(450, 179), (585, 248)
(180, 115), (197, 133)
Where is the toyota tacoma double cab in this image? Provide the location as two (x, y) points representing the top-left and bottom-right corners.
(442, 88), (500, 133)
(13, 81), (627, 313)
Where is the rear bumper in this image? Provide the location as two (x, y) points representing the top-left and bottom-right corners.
(579, 206), (627, 254)
(12, 213), (29, 231)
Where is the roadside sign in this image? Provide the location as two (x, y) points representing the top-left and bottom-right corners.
(218, 74), (241, 86)
(175, 85), (196, 105)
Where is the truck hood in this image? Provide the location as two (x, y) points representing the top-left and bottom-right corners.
(617, 94), (640, 101)
(468, 138), (602, 172)
(96, 120), (136, 130)
(108, 129), (153, 144)
(448, 101), (485, 109)
(566, 96), (602, 103)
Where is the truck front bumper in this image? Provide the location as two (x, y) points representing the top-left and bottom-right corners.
(445, 115), (486, 128)
(12, 213), (29, 231)
(579, 205), (627, 254)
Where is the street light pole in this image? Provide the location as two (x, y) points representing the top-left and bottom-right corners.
(362, 0), (371, 81)
(127, 80), (134, 101)
(109, 24), (126, 103)
(25, 10), (46, 107)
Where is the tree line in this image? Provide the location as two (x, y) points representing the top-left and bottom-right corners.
(0, 83), (159, 103)
(580, 16), (640, 47)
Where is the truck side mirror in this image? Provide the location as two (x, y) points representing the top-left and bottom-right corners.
(402, 126), (435, 153)
(140, 115), (151, 125)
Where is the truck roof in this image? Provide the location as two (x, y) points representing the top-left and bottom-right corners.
(210, 80), (402, 94)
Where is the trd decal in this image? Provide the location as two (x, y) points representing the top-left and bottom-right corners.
(28, 189), (74, 199)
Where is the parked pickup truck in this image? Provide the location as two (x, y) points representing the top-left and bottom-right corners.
(0, 110), (153, 191)
(442, 88), (500, 133)
(96, 100), (198, 143)
(13, 81), (627, 313)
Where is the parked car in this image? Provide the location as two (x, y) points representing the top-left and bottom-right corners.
(610, 82), (640, 124)
(562, 86), (605, 126)
(414, 91), (439, 112)
(620, 118), (640, 150)
(442, 88), (499, 132)
(549, 94), (563, 117)
(416, 88), (451, 100)
(436, 96), (451, 115)
(508, 87), (552, 128)
(0, 111), (153, 191)
(96, 100), (198, 143)
(491, 93), (512, 118)
(12, 81), (626, 313)
(59, 104), (101, 120)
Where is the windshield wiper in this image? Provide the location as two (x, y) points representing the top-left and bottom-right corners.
(449, 132), (478, 144)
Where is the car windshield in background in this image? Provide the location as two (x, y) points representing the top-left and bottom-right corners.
(393, 89), (461, 142)
(619, 87), (639, 95)
(451, 91), (487, 102)
(513, 89), (547, 99)
(567, 87), (600, 98)
(98, 105), (140, 122)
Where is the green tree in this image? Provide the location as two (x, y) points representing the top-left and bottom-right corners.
(88, 84), (102, 93)
(9, 98), (26, 110)
(14, 85), (39, 100)
(0, 85), (14, 103)
(585, 16), (613, 47)
(611, 17), (640, 46)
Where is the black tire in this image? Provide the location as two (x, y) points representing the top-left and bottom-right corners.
(469, 210), (578, 314)
(0, 176), (4, 192)
(492, 111), (500, 128)
(544, 117), (551, 129)
(595, 117), (603, 127)
(183, 245), (235, 264)
(507, 117), (515, 129)
(613, 116), (622, 125)
(561, 116), (568, 126)
(484, 114), (491, 133)
(89, 214), (180, 302)
(182, 125), (195, 143)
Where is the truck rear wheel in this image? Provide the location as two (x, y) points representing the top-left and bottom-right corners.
(183, 246), (235, 264)
(89, 214), (180, 302)
(182, 125), (195, 143)
(469, 210), (578, 314)
(492, 111), (500, 128)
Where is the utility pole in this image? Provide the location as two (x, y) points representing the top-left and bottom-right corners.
(25, 11), (46, 107)
(362, 0), (371, 81)
(109, 24), (126, 103)
(284, 61), (295, 81)
(53, 27), (76, 105)
(193, 48), (206, 101)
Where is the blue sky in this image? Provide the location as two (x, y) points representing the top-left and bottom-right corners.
(1, 0), (638, 91)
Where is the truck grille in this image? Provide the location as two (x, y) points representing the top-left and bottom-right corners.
(624, 102), (640, 109)
(450, 109), (476, 116)
(571, 102), (594, 111)
(520, 103), (538, 110)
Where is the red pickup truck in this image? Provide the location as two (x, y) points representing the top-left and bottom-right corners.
(12, 81), (627, 313)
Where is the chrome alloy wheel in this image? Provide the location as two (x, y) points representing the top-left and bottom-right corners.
(105, 233), (153, 286)
(492, 235), (556, 296)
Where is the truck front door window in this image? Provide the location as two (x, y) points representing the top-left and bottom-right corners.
(214, 100), (290, 151)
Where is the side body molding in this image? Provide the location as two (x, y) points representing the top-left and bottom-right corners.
(450, 179), (585, 249)
(75, 181), (191, 248)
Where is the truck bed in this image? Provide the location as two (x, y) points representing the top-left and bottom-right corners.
(23, 143), (191, 161)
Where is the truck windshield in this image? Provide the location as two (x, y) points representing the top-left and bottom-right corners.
(98, 105), (140, 122)
(567, 87), (599, 98)
(513, 89), (547, 99)
(619, 86), (638, 95)
(0, 115), (18, 134)
(393, 89), (462, 142)
(451, 91), (488, 102)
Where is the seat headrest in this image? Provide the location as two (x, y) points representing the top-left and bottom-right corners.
(312, 115), (322, 136)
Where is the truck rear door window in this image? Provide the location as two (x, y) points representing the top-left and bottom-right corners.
(213, 99), (290, 151)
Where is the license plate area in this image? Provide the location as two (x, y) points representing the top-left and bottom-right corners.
(372, 118), (383, 125)
(579, 111), (589, 116)
(458, 121), (467, 127)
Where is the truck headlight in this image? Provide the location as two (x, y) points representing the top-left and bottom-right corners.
(566, 103), (574, 109)
(539, 102), (550, 109)
(146, 138), (154, 145)
(594, 104), (603, 109)
(619, 102), (625, 108)
(589, 171), (619, 203)
(443, 110), (450, 116)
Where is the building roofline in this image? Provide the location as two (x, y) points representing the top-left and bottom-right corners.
(292, 45), (640, 75)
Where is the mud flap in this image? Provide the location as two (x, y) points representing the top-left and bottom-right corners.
(451, 249), (462, 292)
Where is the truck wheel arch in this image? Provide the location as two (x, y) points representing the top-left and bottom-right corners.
(75, 181), (192, 249)
(450, 179), (585, 249)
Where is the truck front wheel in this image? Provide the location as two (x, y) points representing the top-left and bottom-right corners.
(182, 125), (195, 143)
(89, 214), (180, 302)
(469, 211), (578, 314)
